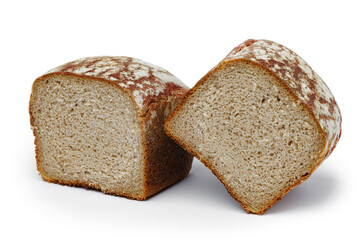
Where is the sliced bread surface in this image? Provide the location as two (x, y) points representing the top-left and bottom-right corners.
(30, 56), (193, 200)
(165, 40), (341, 214)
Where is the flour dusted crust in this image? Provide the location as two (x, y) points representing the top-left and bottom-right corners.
(224, 39), (341, 158)
(46, 56), (189, 111)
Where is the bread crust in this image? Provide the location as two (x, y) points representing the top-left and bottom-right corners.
(165, 39), (342, 214)
(142, 98), (193, 197)
(45, 56), (188, 113)
(30, 57), (193, 200)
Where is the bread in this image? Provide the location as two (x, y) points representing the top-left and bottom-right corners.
(29, 56), (193, 200)
(165, 39), (342, 214)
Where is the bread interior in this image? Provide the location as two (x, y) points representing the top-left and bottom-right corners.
(30, 75), (144, 198)
(168, 61), (325, 213)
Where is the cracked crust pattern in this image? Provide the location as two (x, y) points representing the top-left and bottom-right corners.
(224, 39), (341, 158)
(46, 56), (188, 111)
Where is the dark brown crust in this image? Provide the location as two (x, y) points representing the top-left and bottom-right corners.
(30, 71), (192, 200)
(141, 98), (193, 197)
(165, 57), (332, 214)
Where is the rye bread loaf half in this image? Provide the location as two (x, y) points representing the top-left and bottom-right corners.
(29, 56), (193, 200)
(165, 39), (342, 214)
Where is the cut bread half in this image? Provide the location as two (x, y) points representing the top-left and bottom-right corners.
(30, 56), (193, 200)
(165, 40), (341, 214)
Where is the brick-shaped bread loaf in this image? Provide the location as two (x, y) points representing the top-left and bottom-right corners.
(165, 39), (341, 214)
(30, 56), (193, 200)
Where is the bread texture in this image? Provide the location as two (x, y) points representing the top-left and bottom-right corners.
(29, 56), (193, 200)
(165, 39), (342, 214)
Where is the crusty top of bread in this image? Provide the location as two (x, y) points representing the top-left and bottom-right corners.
(45, 56), (188, 112)
(222, 39), (341, 159)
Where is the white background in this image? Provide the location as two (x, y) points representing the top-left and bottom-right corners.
(1, 0), (359, 239)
